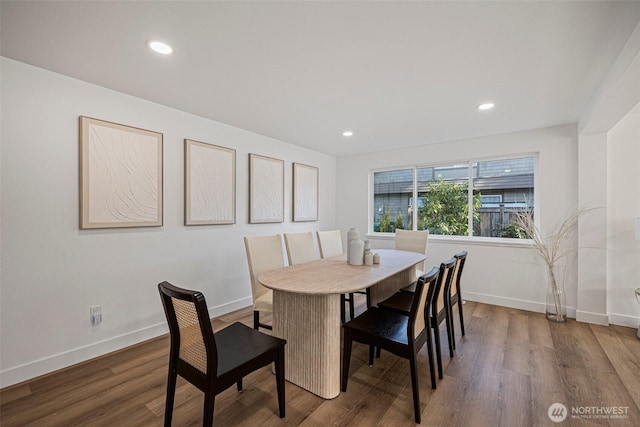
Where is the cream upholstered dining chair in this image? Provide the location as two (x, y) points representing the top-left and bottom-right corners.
(316, 229), (343, 259)
(283, 232), (319, 266)
(317, 229), (365, 323)
(395, 229), (429, 278)
(244, 234), (285, 331)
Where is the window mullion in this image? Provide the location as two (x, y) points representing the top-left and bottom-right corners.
(412, 167), (418, 230)
(468, 161), (474, 236)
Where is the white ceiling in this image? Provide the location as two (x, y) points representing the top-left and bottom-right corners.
(2, 1), (640, 157)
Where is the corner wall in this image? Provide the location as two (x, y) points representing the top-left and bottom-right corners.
(0, 58), (336, 387)
(607, 108), (640, 328)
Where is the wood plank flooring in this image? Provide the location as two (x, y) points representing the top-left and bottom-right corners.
(2, 299), (639, 426)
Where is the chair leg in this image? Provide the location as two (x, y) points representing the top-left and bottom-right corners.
(341, 329), (353, 392)
(368, 345), (375, 366)
(203, 391), (215, 427)
(164, 368), (177, 427)
(426, 321), (437, 389)
(253, 310), (260, 330)
(348, 293), (355, 320)
(449, 304), (456, 351)
(340, 294), (346, 324)
(433, 323), (443, 379)
(254, 310), (272, 331)
(458, 300), (465, 336)
(237, 378), (243, 392)
(445, 311), (454, 358)
(409, 356), (421, 424)
(275, 346), (286, 418)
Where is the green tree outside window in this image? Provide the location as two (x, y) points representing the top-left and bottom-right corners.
(417, 178), (481, 235)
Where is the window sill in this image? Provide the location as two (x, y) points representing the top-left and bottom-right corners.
(365, 232), (534, 249)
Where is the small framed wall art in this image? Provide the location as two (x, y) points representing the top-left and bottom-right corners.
(79, 116), (163, 229)
(249, 153), (284, 223)
(184, 139), (236, 225)
(293, 162), (319, 222)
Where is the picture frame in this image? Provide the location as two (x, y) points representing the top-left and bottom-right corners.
(184, 139), (236, 225)
(293, 162), (319, 222)
(79, 116), (163, 229)
(249, 154), (284, 223)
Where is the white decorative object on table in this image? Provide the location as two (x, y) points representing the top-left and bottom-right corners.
(364, 252), (374, 266)
(373, 253), (380, 264)
(347, 228), (360, 261)
(348, 238), (364, 266)
(363, 240), (373, 265)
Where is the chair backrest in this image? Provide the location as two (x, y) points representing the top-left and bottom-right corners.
(244, 234), (285, 300)
(316, 229), (343, 258)
(409, 267), (440, 340)
(158, 281), (216, 377)
(451, 251), (468, 298)
(284, 231), (319, 265)
(395, 229), (429, 271)
(433, 257), (457, 318)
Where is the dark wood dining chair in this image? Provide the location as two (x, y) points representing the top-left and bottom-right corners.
(158, 281), (286, 426)
(377, 257), (457, 379)
(449, 251), (468, 348)
(341, 267), (440, 424)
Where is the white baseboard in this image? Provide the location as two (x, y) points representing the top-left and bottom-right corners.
(608, 312), (640, 329)
(463, 291), (577, 319)
(576, 310), (609, 326)
(0, 296), (252, 389)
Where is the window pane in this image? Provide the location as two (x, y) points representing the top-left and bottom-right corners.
(473, 157), (534, 238)
(417, 163), (471, 235)
(373, 169), (413, 232)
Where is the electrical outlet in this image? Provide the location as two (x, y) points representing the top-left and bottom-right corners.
(90, 306), (102, 325)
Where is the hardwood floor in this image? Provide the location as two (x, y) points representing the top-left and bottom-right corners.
(2, 299), (639, 426)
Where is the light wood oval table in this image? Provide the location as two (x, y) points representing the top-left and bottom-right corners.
(258, 249), (425, 399)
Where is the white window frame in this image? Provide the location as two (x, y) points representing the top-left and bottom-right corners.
(369, 153), (538, 243)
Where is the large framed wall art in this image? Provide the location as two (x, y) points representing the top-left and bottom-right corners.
(79, 116), (163, 229)
(184, 139), (236, 225)
(249, 153), (284, 223)
(292, 162), (319, 222)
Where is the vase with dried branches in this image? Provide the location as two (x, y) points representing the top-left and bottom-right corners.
(511, 206), (594, 322)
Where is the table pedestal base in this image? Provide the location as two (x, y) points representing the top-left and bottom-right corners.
(368, 265), (416, 307)
(273, 292), (341, 399)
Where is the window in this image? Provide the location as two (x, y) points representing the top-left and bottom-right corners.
(372, 168), (413, 232)
(371, 156), (535, 238)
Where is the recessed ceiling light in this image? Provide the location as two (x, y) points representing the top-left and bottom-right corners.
(342, 130), (354, 137)
(478, 103), (495, 111)
(147, 40), (173, 55)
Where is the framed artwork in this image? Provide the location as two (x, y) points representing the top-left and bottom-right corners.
(249, 154), (284, 223)
(293, 163), (319, 222)
(184, 139), (236, 225)
(79, 116), (163, 229)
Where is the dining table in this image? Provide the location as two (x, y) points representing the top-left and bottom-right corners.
(258, 248), (426, 399)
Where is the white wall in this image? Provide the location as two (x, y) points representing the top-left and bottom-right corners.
(0, 58), (336, 387)
(607, 108), (640, 328)
(336, 124), (580, 316)
(577, 19), (640, 327)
